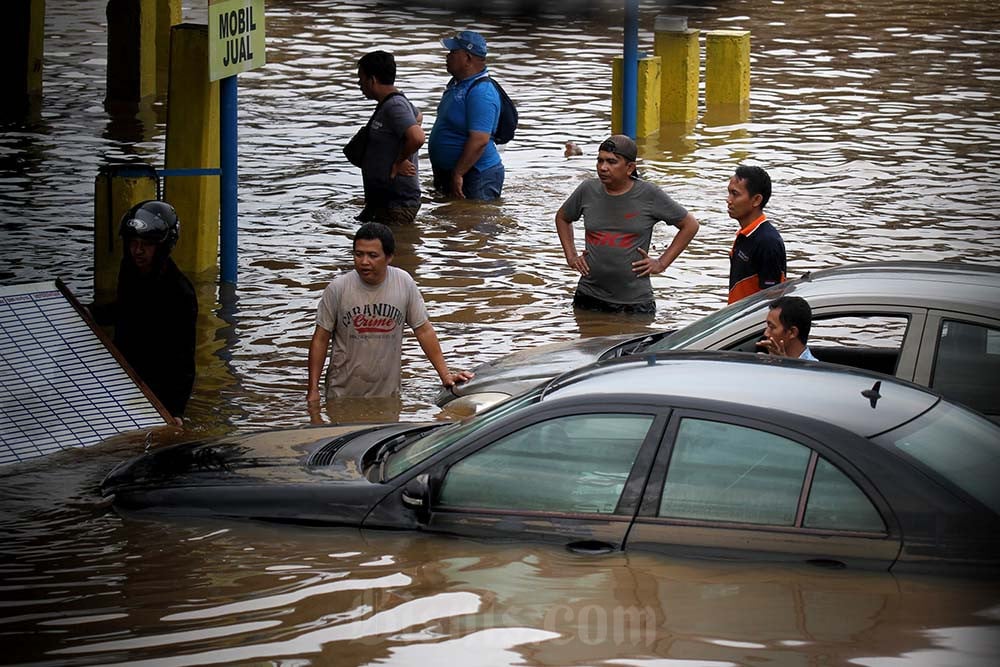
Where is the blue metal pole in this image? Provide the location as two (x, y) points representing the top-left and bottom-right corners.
(220, 75), (238, 284)
(623, 0), (639, 139)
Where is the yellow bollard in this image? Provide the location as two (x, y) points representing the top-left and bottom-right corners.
(612, 55), (661, 138)
(1, 0), (45, 121)
(156, 0), (182, 97)
(26, 0), (44, 101)
(105, 0), (157, 110)
(164, 23), (220, 276)
(705, 30), (751, 108)
(93, 163), (159, 304)
(654, 16), (699, 125)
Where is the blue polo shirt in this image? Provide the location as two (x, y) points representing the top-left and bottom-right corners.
(428, 70), (502, 172)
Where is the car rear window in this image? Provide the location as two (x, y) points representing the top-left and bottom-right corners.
(874, 402), (1000, 514)
(930, 319), (1000, 418)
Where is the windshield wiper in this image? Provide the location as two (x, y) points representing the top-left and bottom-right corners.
(620, 330), (674, 357)
(371, 434), (406, 478)
(373, 425), (444, 481)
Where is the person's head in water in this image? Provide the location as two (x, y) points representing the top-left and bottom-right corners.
(119, 200), (180, 274)
(358, 50), (396, 83)
(728, 165), (771, 228)
(761, 295), (812, 358)
(353, 222), (395, 286)
(357, 50), (396, 100)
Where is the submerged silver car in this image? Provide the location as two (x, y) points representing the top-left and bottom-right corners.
(437, 262), (1000, 419)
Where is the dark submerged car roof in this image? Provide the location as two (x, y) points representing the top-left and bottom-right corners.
(541, 351), (940, 438)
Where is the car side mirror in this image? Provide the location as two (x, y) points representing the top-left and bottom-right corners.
(401, 473), (430, 519)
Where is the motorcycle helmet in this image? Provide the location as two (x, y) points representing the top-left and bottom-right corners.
(119, 200), (180, 252)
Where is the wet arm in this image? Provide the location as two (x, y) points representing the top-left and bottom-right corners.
(307, 325), (331, 403)
(393, 124), (425, 178)
(556, 207), (589, 275)
(449, 130), (490, 197)
(654, 212), (700, 272)
(413, 321), (473, 387)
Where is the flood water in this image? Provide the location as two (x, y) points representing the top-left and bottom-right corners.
(2, 0), (1000, 664)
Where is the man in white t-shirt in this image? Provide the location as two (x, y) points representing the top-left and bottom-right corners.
(306, 223), (473, 401)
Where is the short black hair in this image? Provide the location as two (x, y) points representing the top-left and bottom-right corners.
(769, 296), (811, 344)
(734, 164), (772, 209)
(358, 50), (396, 85)
(354, 222), (395, 256)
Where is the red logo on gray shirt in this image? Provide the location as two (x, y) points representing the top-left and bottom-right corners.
(343, 303), (404, 332)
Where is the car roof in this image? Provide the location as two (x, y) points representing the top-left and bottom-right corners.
(776, 261), (1000, 314)
(541, 351), (942, 438)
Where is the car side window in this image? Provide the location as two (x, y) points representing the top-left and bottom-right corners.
(804, 458), (885, 532)
(726, 314), (908, 376)
(930, 320), (1000, 417)
(439, 413), (654, 514)
(660, 419), (809, 525)
(660, 418), (884, 532)
(806, 315), (908, 375)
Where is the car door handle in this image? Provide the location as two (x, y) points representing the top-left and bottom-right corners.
(566, 540), (617, 555)
(806, 558), (846, 570)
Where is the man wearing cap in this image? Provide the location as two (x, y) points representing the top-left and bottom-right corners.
(556, 135), (699, 314)
(428, 30), (504, 201)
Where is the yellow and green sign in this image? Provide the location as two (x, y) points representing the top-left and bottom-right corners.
(208, 0), (266, 81)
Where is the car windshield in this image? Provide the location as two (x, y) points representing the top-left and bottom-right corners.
(874, 401), (1000, 514)
(383, 386), (545, 479)
(645, 288), (779, 352)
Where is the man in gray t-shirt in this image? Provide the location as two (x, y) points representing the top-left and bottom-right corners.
(306, 223), (473, 401)
(355, 51), (424, 224)
(556, 135), (700, 313)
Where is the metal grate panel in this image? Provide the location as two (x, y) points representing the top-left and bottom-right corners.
(0, 281), (169, 466)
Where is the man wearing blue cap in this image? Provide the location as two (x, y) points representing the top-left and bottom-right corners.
(428, 30), (504, 201)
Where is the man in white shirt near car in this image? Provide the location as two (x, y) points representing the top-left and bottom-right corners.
(306, 222), (473, 403)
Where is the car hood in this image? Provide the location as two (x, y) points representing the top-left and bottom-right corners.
(438, 332), (656, 405)
(100, 422), (442, 523)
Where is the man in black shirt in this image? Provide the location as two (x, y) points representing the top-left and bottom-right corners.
(727, 165), (786, 303)
(354, 50), (424, 223)
(92, 200), (197, 422)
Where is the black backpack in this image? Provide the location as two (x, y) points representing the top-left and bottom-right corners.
(470, 76), (518, 145)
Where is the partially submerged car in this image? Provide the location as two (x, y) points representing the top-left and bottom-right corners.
(437, 262), (1000, 419)
(102, 352), (1000, 577)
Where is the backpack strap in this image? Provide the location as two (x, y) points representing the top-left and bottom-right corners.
(468, 75), (492, 92)
(467, 76), (516, 144)
(366, 91), (405, 128)
(467, 76), (499, 137)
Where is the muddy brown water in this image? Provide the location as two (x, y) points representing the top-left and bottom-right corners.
(2, 0), (999, 664)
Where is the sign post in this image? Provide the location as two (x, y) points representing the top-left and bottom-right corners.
(208, 0), (265, 284)
(622, 0), (639, 139)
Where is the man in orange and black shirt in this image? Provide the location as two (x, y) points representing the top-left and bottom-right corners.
(727, 165), (786, 304)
